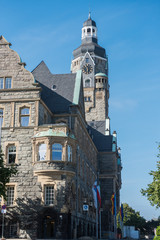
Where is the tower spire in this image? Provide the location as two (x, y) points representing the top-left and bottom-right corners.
(88, 11), (91, 19)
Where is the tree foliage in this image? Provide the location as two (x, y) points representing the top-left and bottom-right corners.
(141, 145), (160, 208)
(0, 149), (17, 199)
(122, 203), (146, 232)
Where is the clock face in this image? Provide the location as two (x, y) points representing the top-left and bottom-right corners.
(82, 64), (93, 74)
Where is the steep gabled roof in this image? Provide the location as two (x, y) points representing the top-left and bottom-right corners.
(32, 61), (84, 114)
(88, 121), (113, 152)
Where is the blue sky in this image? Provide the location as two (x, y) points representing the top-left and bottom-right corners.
(1, 0), (160, 220)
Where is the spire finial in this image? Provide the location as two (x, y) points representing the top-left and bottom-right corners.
(88, 11), (91, 19)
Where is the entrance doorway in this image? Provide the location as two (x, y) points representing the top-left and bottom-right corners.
(43, 216), (55, 239)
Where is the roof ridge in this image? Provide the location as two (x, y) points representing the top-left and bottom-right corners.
(31, 60), (46, 73)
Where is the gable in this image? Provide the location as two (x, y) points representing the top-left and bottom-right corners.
(0, 36), (35, 89)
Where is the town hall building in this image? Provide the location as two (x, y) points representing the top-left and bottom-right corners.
(0, 14), (122, 239)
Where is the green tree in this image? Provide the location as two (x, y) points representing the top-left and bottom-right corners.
(0, 149), (17, 199)
(153, 226), (160, 240)
(141, 145), (160, 208)
(122, 203), (146, 232)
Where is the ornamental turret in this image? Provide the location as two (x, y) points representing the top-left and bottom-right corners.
(81, 12), (98, 44)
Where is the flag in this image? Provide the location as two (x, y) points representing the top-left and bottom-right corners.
(111, 193), (114, 215)
(92, 181), (98, 208)
(92, 181), (101, 209)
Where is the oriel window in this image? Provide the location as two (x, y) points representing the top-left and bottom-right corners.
(52, 143), (62, 161)
(8, 145), (16, 164)
(68, 145), (72, 162)
(20, 107), (30, 126)
(38, 144), (46, 161)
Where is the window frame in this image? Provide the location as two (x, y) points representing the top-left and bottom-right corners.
(5, 77), (12, 89)
(52, 143), (63, 161)
(44, 185), (54, 206)
(67, 145), (72, 162)
(0, 77), (12, 89)
(18, 105), (31, 127)
(0, 107), (4, 127)
(5, 142), (19, 165)
(8, 145), (16, 164)
(85, 79), (91, 87)
(6, 186), (15, 206)
(38, 143), (47, 161)
(0, 78), (4, 89)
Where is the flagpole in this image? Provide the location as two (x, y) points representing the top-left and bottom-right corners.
(96, 204), (98, 240)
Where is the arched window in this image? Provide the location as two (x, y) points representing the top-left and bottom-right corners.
(87, 28), (91, 33)
(52, 143), (62, 161)
(85, 79), (91, 87)
(20, 107), (30, 126)
(68, 145), (72, 162)
(38, 144), (46, 161)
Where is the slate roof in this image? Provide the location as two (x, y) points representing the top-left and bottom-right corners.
(88, 121), (113, 152)
(73, 42), (106, 58)
(83, 18), (96, 27)
(32, 61), (76, 113)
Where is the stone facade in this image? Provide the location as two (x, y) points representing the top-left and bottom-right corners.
(0, 14), (122, 240)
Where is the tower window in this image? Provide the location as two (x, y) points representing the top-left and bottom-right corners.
(93, 29), (95, 33)
(85, 79), (91, 87)
(87, 28), (91, 33)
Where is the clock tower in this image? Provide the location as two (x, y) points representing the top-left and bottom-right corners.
(71, 13), (109, 123)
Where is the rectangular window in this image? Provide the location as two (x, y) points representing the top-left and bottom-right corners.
(38, 144), (46, 161)
(8, 146), (16, 164)
(20, 107), (30, 126)
(68, 145), (72, 162)
(52, 143), (62, 161)
(86, 58), (89, 63)
(45, 186), (54, 205)
(7, 186), (14, 206)
(5, 78), (12, 89)
(0, 78), (3, 89)
(0, 108), (3, 126)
